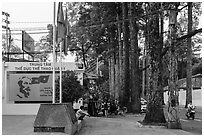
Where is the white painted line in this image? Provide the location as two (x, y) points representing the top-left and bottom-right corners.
(194, 119), (202, 122)
(180, 118), (202, 122)
(180, 119), (188, 122)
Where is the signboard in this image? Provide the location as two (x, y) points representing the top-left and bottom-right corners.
(22, 31), (34, 53)
(9, 74), (54, 102)
(5, 62), (84, 102)
(9, 73), (83, 102)
(5, 62), (84, 72)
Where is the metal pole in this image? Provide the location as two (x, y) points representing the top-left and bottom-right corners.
(59, 41), (62, 103)
(52, 2), (56, 103)
(8, 29), (11, 61)
(6, 16), (9, 61)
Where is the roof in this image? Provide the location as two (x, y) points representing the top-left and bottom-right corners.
(164, 74), (202, 91)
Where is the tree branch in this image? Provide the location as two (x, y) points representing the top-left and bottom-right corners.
(140, 64), (150, 72)
(159, 28), (202, 58)
(177, 28), (202, 41)
(84, 44), (92, 54)
(178, 5), (188, 11)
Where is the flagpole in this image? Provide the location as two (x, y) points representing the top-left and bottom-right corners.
(56, 2), (64, 103)
(52, 2), (56, 103)
(59, 2), (63, 104)
(59, 41), (62, 103)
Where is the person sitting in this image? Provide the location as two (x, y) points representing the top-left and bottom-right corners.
(76, 106), (90, 120)
(187, 101), (194, 113)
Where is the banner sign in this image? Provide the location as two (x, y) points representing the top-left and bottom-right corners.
(8, 73), (83, 102)
(9, 74), (55, 101)
(5, 62), (84, 102)
(22, 31), (34, 53)
(5, 62), (84, 72)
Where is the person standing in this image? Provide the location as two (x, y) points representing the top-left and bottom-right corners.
(104, 102), (108, 117)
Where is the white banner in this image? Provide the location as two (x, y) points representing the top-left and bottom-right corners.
(4, 62), (84, 72)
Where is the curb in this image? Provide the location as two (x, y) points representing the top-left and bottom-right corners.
(137, 121), (167, 129)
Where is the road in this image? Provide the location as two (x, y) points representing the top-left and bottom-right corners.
(178, 106), (202, 134)
(164, 105), (202, 135)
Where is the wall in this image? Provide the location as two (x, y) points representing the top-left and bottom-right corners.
(164, 89), (202, 107)
(2, 101), (40, 115)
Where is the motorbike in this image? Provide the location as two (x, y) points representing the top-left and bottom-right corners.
(186, 106), (196, 120)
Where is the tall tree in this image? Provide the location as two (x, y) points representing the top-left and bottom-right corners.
(186, 2), (193, 108)
(129, 2), (141, 113)
(166, 3), (181, 128)
(122, 2), (130, 109)
(116, 3), (124, 107)
(143, 2), (166, 123)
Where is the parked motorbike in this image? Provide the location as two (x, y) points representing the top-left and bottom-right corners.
(186, 106), (196, 120)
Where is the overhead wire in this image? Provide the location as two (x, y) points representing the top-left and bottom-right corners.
(10, 31), (49, 35)
(10, 21), (52, 24)
(2, 31), (49, 35)
(2, 27), (49, 31)
(12, 38), (42, 43)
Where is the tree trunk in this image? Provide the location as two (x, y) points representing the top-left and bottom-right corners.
(167, 3), (181, 129)
(158, 6), (165, 105)
(122, 2), (130, 109)
(108, 57), (112, 97)
(115, 54), (119, 100)
(144, 3), (149, 98)
(129, 2), (141, 113)
(110, 55), (115, 97)
(143, 3), (166, 123)
(185, 2), (193, 108)
(81, 44), (87, 68)
(142, 44), (146, 98)
(110, 26), (117, 100)
(117, 5), (124, 106)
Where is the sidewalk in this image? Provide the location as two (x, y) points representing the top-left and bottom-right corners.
(76, 114), (192, 135)
(2, 114), (192, 135)
(2, 115), (66, 135)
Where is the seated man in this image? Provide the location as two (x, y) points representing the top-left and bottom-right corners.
(76, 106), (90, 120)
(187, 101), (195, 113)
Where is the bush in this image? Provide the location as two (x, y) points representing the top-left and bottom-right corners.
(55, 70), (85, 103)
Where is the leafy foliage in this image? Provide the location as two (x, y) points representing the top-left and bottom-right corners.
(2, 34), (22, 60)
(34, 35), (51, 61)
(55, 70), (86, 103)
(176, 2), (202, 59)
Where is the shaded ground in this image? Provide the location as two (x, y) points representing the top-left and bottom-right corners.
(2, 115), (66, 135)
(163, 105), (202, 134)
(2, 114), (192, 135)
(2, 105), (200, 135)
(76, 114), (192, 135)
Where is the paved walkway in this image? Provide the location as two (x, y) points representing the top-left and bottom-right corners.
(2, 115), (66, 135)
(2, 114), (192, 135)
(77, 114), (192, 135)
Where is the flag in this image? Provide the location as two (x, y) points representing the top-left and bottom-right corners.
(57, 2), (65, 43)
(63, 8), (69, 55)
